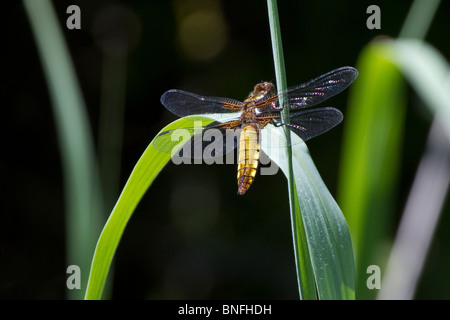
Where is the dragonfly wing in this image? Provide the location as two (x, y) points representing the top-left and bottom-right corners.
(257, 67), (358, 113)
(274, 107), (343, 142)
(286, 67), (358, 110)
(160, 89), (243, 117)
(153, 121), (240, 160)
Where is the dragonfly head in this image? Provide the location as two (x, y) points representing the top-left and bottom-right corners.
(248, 82), (275, 102)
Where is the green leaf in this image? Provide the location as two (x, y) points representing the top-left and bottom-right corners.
(339, 39), (450, 299)
(338, 42), (407, 299)
(381, 39), (450, 139)
(266, 0), (354, 299)
(23, 0), (104, 299)
(267, 0), (317, 300)
(375, 39), (450, 299)
(84, 116), (214, 300)
(262, 126), (355, 300)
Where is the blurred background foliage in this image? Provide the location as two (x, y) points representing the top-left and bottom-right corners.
(2, 0), (449, 299)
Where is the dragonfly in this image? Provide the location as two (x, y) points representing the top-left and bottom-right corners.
(155, 66), (358, 195)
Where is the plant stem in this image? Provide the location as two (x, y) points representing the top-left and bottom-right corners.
(266, 0), (316, 300)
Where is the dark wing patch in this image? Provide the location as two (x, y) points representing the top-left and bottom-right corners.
(160, 89), (243, 117)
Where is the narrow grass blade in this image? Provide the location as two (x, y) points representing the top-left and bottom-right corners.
(379, 120), (450, 299)
(23, 0), (103, 299)
(267, 0), (316, 300)
(398, 0), (441, 39)
(85, 116), (214, 299)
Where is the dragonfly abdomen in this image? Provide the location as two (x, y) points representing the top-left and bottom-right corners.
(237, 123), (260, 195)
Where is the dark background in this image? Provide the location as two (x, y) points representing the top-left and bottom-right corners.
(1, 0), (449, 299)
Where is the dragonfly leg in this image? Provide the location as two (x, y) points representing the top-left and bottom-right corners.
(272, 120), (307, 132)
(272, 120), (284, 127)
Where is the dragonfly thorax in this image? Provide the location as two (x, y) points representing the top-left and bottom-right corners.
(240, 82), (275, 124)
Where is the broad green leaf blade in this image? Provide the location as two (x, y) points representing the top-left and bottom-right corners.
(262, 125), (355, 300)
(85, 116), (214, 300)
(338, 42), (407, 299)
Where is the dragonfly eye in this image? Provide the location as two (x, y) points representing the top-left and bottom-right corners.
(261, 82), (275, 95)
(249, 82), (276, 100)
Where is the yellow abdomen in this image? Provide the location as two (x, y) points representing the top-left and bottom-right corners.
(237, 123), (260, 195)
